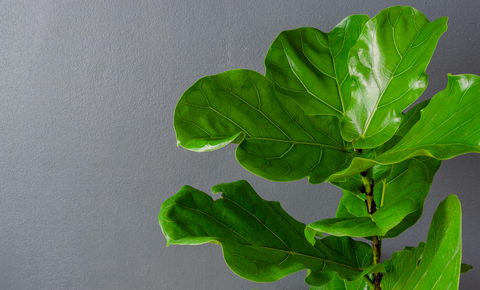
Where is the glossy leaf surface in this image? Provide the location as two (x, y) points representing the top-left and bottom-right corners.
(307, 158), (440, 240)
(159, 180), (383, 286)
(329, 100), (437, 184)
(310, 274), (368, 290)
(375, 100), (430, 156)
(396, 100), (430, 137)
(381, 195), (462, 290)
(265, 15), (369, 117)
(174, 69), (348, 184)
(376, 74), (480, 164)
(341, 6), (448, 148)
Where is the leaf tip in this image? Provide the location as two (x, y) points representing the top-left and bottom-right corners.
(211, 185), (222, 195)
(461, 263), (473, 274)
(445, 193), (460, 204)
(304, 227), (320, 246)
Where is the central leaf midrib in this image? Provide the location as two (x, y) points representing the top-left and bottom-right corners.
(247, 137), (345, 151)
(201, 73), (347, 150)
(184, 136), (346, 151)
(250, 245), (362, 271)
(327, 32), (346, 114)
(360, 17), (428, 139)
(223, 196), (292, 252)
(220, 188), (365, 271)
(172, 194), (364, 272)
(222, 192), (360, 270)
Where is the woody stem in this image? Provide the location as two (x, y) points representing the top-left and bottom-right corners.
(361, 172), (382, 290)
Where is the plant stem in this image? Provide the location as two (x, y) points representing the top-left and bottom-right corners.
(372, 236), (382, 290)
(361, 172), (382, 290)
(372, 236), (381, 264)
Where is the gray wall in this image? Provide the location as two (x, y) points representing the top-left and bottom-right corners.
(1, 0), (478, 289)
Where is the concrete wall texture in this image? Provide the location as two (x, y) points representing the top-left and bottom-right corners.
(1, 0), (479, 289)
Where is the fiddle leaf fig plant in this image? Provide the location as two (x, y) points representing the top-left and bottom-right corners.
(160, 6), (475, 289)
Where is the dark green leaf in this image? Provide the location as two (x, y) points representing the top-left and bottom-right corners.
(265, 15), (369, 117)
(159, 180), (383, 286)
(376, 74), (480, 164)
(310, 274), (369, 290)
(461, 263), (473, 274)
(341, 6), (448, 149)
(381, 195), (462, 290)
(174, 69), (348, 184)
(307, 158), (440, 239)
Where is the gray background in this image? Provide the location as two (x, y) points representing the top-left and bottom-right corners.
(1, 0), (478, 289)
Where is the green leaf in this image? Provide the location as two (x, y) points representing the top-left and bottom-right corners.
(329, 162), (392, 195)
(341, 6), (448, 149)
(328, 157), (377, 185)
(396, 100), (431, 137)
(328, 99), (437, 184)
(174, 69), (349, 184)
(376, 100), (431, 156)
(328, 150), (381, 194)
(310, 274), (369, 290)
(461, 263), (473, 274)
(307, 158), (440, 240)
(306, 215), (384, 240)
(336, 191), (370, 220)
(265, 15), (369, 117)
(159, 180), (383, 286)
(374, 156), (441, 239)
(375, 74), (480, 164)
(381, 195), (462, 290)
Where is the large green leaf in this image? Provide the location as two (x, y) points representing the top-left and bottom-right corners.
(375, 74), (480, 164)
(310, 274), (369, 290)
(306, 158), (440, 240)
(341, 6), (448, 149)
(381, 195), (462, 290)
(373, 156), (441, 239)
(265, 15), (369, 117)
(174, 69), (349, 184)
(159, 180), (383, 286)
